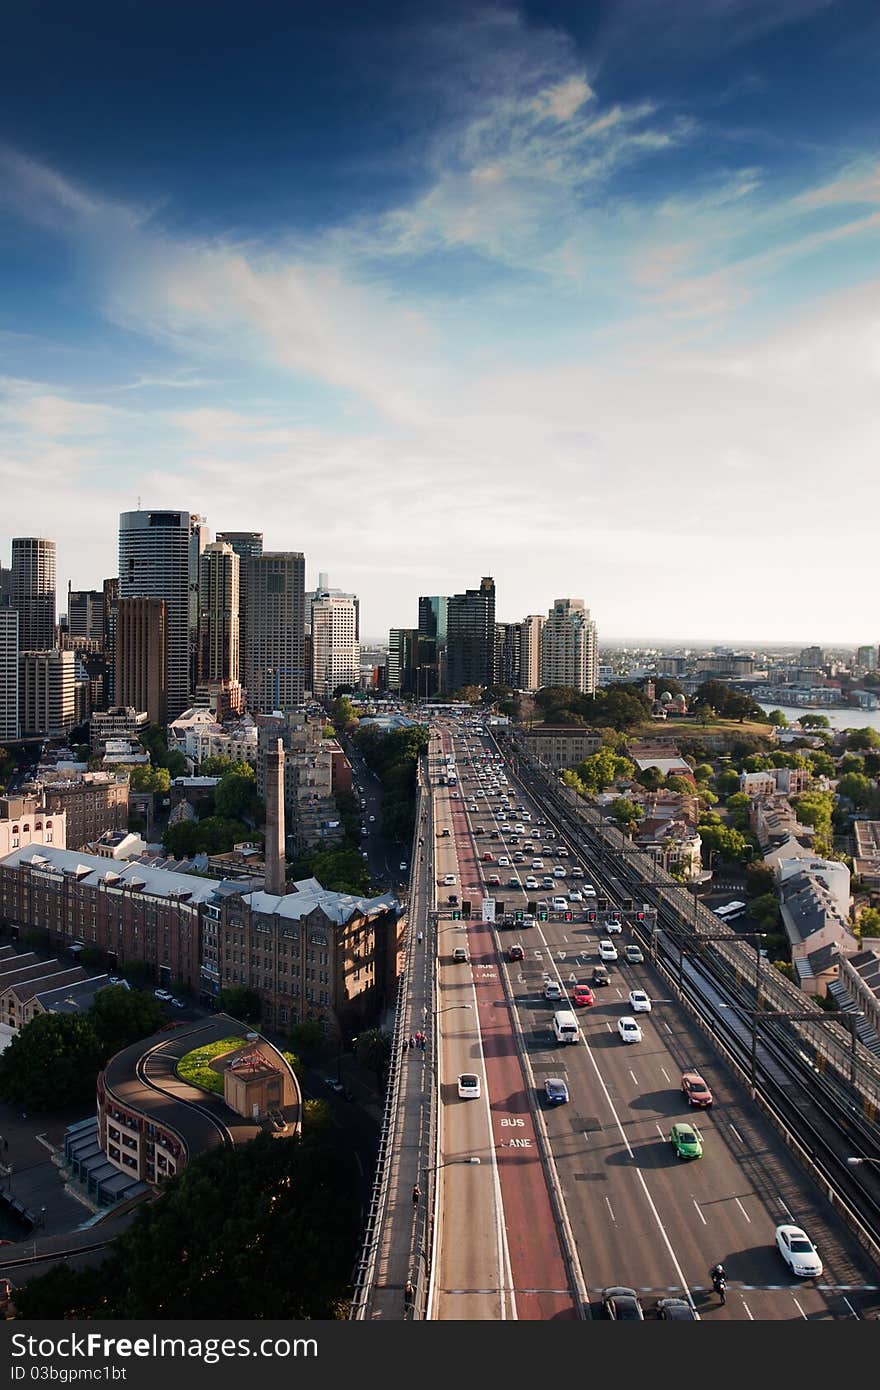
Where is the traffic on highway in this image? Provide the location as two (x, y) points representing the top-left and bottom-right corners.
(428, 713), (880, 1321)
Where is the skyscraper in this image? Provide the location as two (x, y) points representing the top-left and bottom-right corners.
(540, 599), (598, 694)
(856, 645), (878, 672)
(118, 510), (204, 722)
(243, 552), (306, 712)
(446, 577), (496, 693)
(387, 628), (417, 696)
(102, 578), (119, 708)
(198, 542), (240, 685)
(67, 587), (104, 641)
(216, 532), (262, 679)
(311, 594), (360, 699)
(11, 537), (56, 651)
(0, 610), (19, 741)
(116, 597), (168, 727)
(417, 595), (448, 697)
(520, 615), (545, 691)
(18, 648), (76, 736)
(496, 622), (522, 689)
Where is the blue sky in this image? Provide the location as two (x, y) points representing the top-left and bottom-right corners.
(2, 0), (880, 643)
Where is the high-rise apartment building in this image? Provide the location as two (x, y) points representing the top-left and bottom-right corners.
(216, 533), (262, 679)
(0, 568), (12, 608)
(496, 622), (522, 689)
(387, 628), (417, 696)
(305, 573), (360, 638)
(799, 645), (825, 668)
(116, 597), (168, 727)
(310, 594), (360, 699)
(0, 610), (19, 741)
(243, 553), (306, 712)
(118, 511), (204, 722)
(198, 542), (240, 686)
(67, 587), (104, 641)
(417, 595), (448, 698)
(520, 614), (545, 691)
(540, 598), (598, 694)
(18, 648), (76, 736)
(856, 645), (878, 672)
(446, 577), (496, 693)
(102, 578), (119, 709)
(11, 537), (56, 651)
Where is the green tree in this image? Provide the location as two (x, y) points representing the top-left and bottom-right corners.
(0, 1014), (102, 1110)
(856, 907), (880, 939)
(217, 986), (262, 1024)
(836, 772), (875, 809)
(746, 861), (775, 897)
(664, 774), (694, 795)
(792, 790), (835, 854)
(608, 797), (642, 832)
(809, 751), (836, 778)
(750, 893), (781, 931)
(693, 763), (714, 782)
(767, 709), (789, 727)
(715, 768), (741, 797)
(847, 727), (880, 750)
(123, 764), (171, 794)
(742, 754), (771, 773)
(199, 754), (251, 777)
(330, 696), (360, 730)
(726, 792), (752, 812)
(575, 747), (635, 792)
(635, 766), (665, 791)
(15, 1131), (359, 1319)
(89, 986), (164, 1059)
(214, 763), (261, 821)
(289, 1020), (325, 1057)
(355, 1028), (393, 1090)
(699, 823), (750, 864)
(800, 714), (830, 729)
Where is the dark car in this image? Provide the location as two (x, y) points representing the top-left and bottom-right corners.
(656, 1298), (699, 1321)
(508, 943), (525, 961)
(602, 1287), (644, 1320)
(591, 964), (610, 986)
(448, 894), (459, 905)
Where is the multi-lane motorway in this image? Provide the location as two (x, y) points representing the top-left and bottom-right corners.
(429, 716), (880, 1320)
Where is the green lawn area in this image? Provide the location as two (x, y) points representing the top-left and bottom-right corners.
(177, 1036), (248, 1094)
(632, 718), (773, 741)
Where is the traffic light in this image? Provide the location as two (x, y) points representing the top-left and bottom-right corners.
(588, 910), (597, 923)
(462, 900), (471, 918)
(622, 897), (634, 911)
(515, 909), (524, 922)
(636, 910), (645, 922)
(564, 910), (573, 922)
(527, 900), (537, 915)
(452, 909), (461, 920)
(539, 908), (549, 921)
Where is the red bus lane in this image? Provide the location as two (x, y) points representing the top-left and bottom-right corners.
(449, 784), (577, 1320)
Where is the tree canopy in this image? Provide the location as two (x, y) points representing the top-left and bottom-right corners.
(123, 764), (171, 795)
(691, 681), (766, 722)
(572, 747), (635, 793)
(847, 727), (880, 750)
(0, 1013), (103, 1110)
(89, 986), (164, 1058)
(217, 985), (262, 1024)
(14, 1130), (360, 1319)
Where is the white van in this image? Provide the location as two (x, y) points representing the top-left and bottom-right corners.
(553, 1010), (580, 1044)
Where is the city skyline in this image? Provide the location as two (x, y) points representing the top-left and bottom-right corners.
(2, 2), (880, 640)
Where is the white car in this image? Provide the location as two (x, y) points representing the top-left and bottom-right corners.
(443, 873), (456, 885)
(154, 988), (173, 1001)
(457, 1073), (481, 1100)
(582, 884), (597, 896)
(775, 1225), (823, 1278)
(525, 876), (540, 889)
(399, 861), (408, 871)
(606, 918), (623, 934)
(531, 859), (544, 870)
(598, 940), (618, 961)
(552, 896), (568, 912)
(553, 866), (566, 878)
(498, 856), (510, 867)
(628, 989), (651, 1013)
(568, 889), (583, 903)
(543, 980), (563, 1001)
(570, 866), (584, 878)
(618, 1016), (642, 1044)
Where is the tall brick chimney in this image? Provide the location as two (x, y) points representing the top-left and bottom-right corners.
(264, 737), (286, 896)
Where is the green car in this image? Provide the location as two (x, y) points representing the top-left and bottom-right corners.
(670, 1122), (703, 1160)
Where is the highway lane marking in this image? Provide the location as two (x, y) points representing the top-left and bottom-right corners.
(741, 1299), (754, 1320)
(777, 1198), (794, 1219)
(734, 1197), (751, 1223)
(692, 1198), (707, 1225)
(605, 1197), (617, 1224)
(660, 1067), (671, 1083)
(842, 1296), (859, 1319)
(605, 1022), (613, 1033)
(728, 1123), (744, 1144)
(628, 1069), (638, 1086)
(791, 1296), (808, 1320)
(655, 1123), (665, 1139)
(663, 1022), (673, 1034)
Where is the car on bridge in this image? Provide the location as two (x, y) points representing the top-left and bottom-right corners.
(457, 1073), (481, 1100)
(656, 1298), (700, 1320)
(508, 943), (524, 961)
(624, 944), (644, 964)
(775, 1224), (823, 1278)
(543, 1077), (569, 1105)
(598, 939), (618, 961)
(628, 989), (651, 1013)
(681, 1071), (713, 1107)
(452, 947), (468, 962)
(572, 984), (595, 1007)
(669, 1122), (703, 1159)
(617, 1016), (642, 1044)
(601, 1287), (644, 1320)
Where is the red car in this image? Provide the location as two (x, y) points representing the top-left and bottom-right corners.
(572, 984), (595, 1007)
(681, 1070), (713, 1108)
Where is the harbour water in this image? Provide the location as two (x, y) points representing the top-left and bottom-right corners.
(758, 703), (880, 735)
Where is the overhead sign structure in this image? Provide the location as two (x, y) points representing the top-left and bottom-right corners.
(482, 897), (496, 923)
